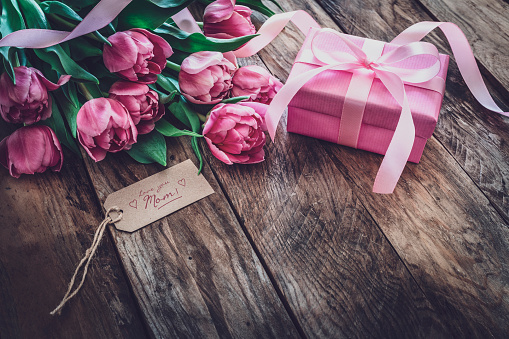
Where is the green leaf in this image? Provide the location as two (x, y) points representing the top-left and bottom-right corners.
(68, 38), (103, 61)
(53, 89), (80, 138)
(62, 81), (79, 107)
(126, 131), (167, 166)
(221, 96), (250, 104)
(191, 136), (203, 173)
(0, 0), (26, 83)
(40, 94), (81, 155)
(18, 0), (50, 29)
(155, 119), (203, 137)
(169, 98), (201, 131)
(40, 1), (110, 45)
(17, 0), (99, 82)
(34, 46), (99, 83)
(155, 24), (257, 53)
(169, 98), (203, 172)
(147, 0), (190, 8)
(58, 0), (99, 10)
(117, 0), (195, 30)
(156, 73), (180, 92)
(40, 1), (83, 21)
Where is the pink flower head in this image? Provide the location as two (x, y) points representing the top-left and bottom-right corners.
(103, 28), (173, 84)
(231, 65), (283, 104)
(0, 125), (63, 178)
(203, 102), (268, 164)
(77, 98), (137, 162)
(179, 51), (237, 105)
(108, 81), (165, 134)
(203, 0), (256, 39)
(0, 66), (70, 124)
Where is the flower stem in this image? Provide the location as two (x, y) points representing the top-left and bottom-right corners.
(166, 60), (181, 72)
(196, 113), (207, 123)
(13, 52), (20, 67)
(78, 83), (95, 101)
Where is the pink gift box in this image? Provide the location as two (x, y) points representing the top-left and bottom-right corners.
(286, 27), (450, 163)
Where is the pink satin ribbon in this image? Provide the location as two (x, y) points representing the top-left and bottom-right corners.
(237, 11), (508, 193)
(0, 0), (199, 49)
(0, 0), (133, 49)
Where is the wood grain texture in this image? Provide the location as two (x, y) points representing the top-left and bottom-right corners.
(308, 0), (509, 335)
(0, 125), (148, 338)
(196, 3), (453, 336)
(417, 0), (509, 91)
(317, 0), (509, 226)
(80, 138), (299, 338)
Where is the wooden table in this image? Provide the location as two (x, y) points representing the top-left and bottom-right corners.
(1, 0), (508, 337)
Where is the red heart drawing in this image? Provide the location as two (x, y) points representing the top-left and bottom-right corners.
(129, 199), (137, 209)
(178, 178), (186, 187)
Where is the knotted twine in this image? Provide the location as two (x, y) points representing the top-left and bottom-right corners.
(50, 206), (123, 316)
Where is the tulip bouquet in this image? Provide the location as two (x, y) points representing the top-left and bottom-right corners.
(0, 0), (283, 178)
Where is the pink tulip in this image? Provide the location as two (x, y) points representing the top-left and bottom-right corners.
(108, 81), (165, 134)
(231, 65), (283, 104)
(103, 28), (173, 84)
(179, 51), (237, 105)
(0, 66), (70, 124)
(0, 125), (63, 178)
(203, 0), (256, 39)
(203, 102), (268, 164)
(77, 98), (137, 162)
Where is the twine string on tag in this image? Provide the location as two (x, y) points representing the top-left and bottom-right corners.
(50, 206), (123, 316)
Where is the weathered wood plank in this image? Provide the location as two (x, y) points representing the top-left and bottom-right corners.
(205, 125), (451, 337)
(307, 0), (509, 335)
(317, 0), (509, 223)
(417, 0), (509, 91)
(0, 124), (148, 338)
(80, 137), (299, 338)
(189, 2), (454, 337)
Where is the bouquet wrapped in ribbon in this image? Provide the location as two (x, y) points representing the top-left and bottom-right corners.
(0, 0), (283, 177)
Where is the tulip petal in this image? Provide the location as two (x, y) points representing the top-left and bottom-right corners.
(103, 32), (138, 72)
(181, 51), (226, 74)
(109, 81), (149, 96)
(203, 0), (234, 23)
(205, 137), (233, 164)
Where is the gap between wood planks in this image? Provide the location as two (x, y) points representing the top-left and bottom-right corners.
(316, 0), (509, 225)
(78, 147), (155, 338)
(246, 0), (433, 315)
(205, 162), (308, 339)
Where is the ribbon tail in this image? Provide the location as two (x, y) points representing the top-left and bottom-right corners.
(234, 10), (321, 58)
(266, 67), (327, 140)
(0, 0), (133, 49)
(372, 70), (415, 194)
(391, 21), (508, 117)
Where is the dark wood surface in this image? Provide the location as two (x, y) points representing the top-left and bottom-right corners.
(1, 0), (508, 338)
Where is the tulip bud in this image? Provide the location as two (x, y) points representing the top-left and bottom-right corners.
(231, 65), (283, 104)
(0, 67), (70, 125)
(77, 98), (138, 162)
(179, 51), (237, 105)
(103, 28), (173, 84)
(203, 0), (256, 39)
(203, 102), (267, 164)
(108, 81), (165, 135)
(0, 125), (63, 178)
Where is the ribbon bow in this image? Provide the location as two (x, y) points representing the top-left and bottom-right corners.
(235, 11), (508, 194)
(264, 28), (441, 193)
